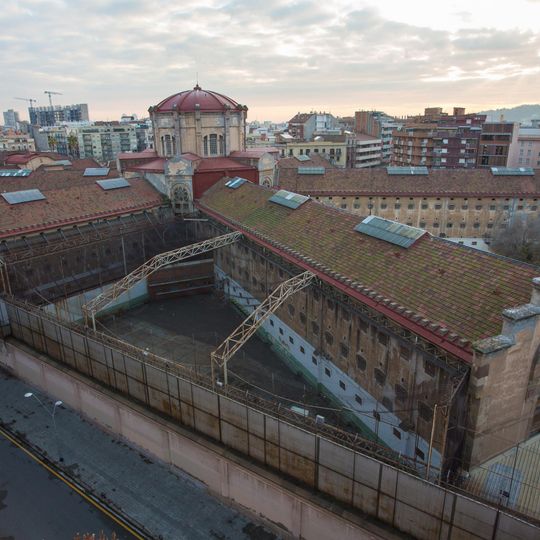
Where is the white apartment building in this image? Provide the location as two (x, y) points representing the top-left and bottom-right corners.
(347, 134), (382, 168)
(76, 123), (137, 163)
(508, 127), (540, 169)
(0, 131), (36, 152)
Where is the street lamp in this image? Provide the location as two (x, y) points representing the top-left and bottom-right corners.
(24, 392), (63, 462)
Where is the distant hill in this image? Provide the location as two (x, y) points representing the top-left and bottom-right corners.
(478, 104), (540, 124)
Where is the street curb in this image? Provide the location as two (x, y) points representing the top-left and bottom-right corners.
(0, 420), (157, 540)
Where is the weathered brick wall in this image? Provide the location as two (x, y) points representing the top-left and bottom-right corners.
(211, 233), (460, 461)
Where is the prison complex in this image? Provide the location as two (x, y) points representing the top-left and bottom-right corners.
(1, 86), (539, 539)
(278, 157), (540, 249)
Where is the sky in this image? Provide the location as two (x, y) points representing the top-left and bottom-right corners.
(1, 0), (539, 122)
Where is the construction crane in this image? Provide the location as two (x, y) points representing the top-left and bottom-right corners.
(44, 90), (62, 107)
(14, 97), (37, 108)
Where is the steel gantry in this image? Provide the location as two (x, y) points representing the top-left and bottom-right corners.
(82, 232), (243, 329)
(211, 270), (316, 386)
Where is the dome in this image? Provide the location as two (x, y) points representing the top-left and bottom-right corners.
(154, 85), (244, 113)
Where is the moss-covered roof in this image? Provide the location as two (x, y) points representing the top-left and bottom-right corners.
(199, 180), (539, 345)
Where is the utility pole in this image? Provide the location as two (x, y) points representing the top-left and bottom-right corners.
(426, 403), (439, 480)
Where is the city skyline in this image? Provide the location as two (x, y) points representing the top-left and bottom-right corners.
(1, 0), (539, 122)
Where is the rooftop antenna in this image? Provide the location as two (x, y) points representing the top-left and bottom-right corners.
(44, 90), (62, 108)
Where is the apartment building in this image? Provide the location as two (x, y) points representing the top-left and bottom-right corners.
(76, 122), (137, 162)
(0, 131), (36, 152)
(279, 136), (347, 167)
(3, 109), (20, 129)
(346, 133), (382, 168)
(287, 112), (339, 141)
(509, 127), (540, 169)
(29, 103), (89, 127)
(277, 160), (540, 246)
(392, 125), (481, 168)
(477, 122), (519, 168)
(355, 111), (403, 163)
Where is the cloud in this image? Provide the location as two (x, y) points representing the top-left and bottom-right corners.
(0, 0), (539, 121)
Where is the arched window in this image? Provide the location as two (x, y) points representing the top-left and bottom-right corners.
(219, 135), (224, 155)
(203, 136), (208, 156)
(171, 136), (177, 155)
(209, 134), (218, 155)
(164, 134), (172, 156)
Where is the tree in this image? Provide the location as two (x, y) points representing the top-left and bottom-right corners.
(67, 133), (79, 158)
(47, 135), (58, 152)
(490, 213), (540, 263)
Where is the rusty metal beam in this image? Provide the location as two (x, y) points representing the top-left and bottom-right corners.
(0, 257), (11, 295)
(211, 270), (316, 386)
(82, 232), (243, 328)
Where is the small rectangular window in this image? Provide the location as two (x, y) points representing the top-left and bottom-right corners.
(393, 428), (402, 439)
(415, 447), (426, 461)
(312, 356), (317, 365)
(279, 327), (284, 335)
(325, 367), (331, 377)
(270, 319), (274, 327)
(339, 381), (346, 390)
(355, 394), (362, 405)
(289, 336), (294, 344)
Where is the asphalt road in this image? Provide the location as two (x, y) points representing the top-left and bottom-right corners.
(0, 432), (137, 540)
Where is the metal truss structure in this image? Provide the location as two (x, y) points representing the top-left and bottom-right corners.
(211, 270), (316, 385)
(83, 232), (243, 328)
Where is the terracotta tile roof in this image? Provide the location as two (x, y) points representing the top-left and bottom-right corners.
(278, 167), (540, 197)
(277, 154), (336, 169)
(181, 152), (202, 161)
(127, 157), (166, 173)
(65, 158), (101, 170)
(229, 148), (280, 158)
(288, 113), (313, 124)
(198, 180), (539, 353)
(0, 173), (164, 239)
(117, 149), (158, 160)
(196, 157), (256, 172)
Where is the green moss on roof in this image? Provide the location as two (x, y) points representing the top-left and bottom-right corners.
(200, 181), (540, 342)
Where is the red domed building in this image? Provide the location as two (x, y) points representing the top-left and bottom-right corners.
(150, 84), (248, 158)
(118, 85), (278, 213)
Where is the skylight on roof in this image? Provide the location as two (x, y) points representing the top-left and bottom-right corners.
(84, 167), (110, 176)
(354, 216), (425, 248)
(490, 167), (534, 176)
(296, 154), (310, 162)
(2, 189), (46, 204)
(0, 169), (32, 177)
(96, 178), (131, 190)
(225, 177), (247, 189)
(269, 189), (309, 209)
(387, 166), (429, 175)
(297, 166), (325, 175)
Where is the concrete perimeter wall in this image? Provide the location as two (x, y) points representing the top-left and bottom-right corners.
(0, 299), (538, 540)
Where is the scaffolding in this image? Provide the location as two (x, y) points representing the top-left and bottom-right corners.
(83, 232), (243, 328)
(211, 270), (316, 386)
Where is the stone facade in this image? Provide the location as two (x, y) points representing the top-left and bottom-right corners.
(468, 283), (540, 466)
(313, 193), (539, 242)
(207, 227), (464, 472)
(150, 106), (246, 159)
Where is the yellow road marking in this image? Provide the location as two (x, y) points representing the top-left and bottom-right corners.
(0, 425), (146, 540)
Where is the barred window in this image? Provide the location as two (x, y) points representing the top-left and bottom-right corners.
(209, 134), (218, 154)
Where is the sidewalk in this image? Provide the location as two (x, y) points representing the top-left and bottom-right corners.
(0, 368), (278, 540)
